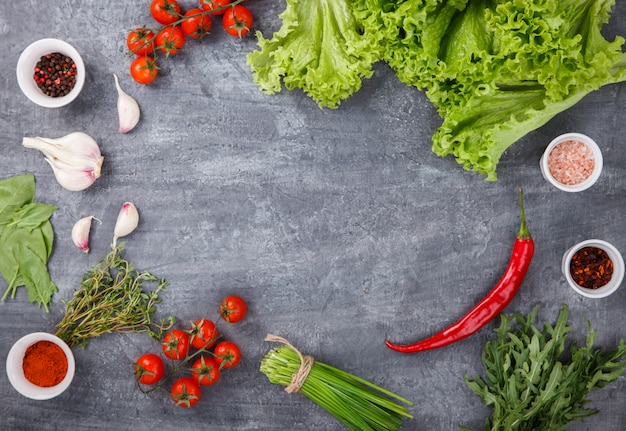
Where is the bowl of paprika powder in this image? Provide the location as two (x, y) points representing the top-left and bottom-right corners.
(562, 239), (625, 299)
(6, 332), (75, 400)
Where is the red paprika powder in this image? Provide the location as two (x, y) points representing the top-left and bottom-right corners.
(22, 340), (68, 387)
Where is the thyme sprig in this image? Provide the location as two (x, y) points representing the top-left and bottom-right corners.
(55, 244), (175, 348)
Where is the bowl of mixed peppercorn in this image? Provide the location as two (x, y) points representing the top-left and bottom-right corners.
(562, 239), (625, 298)
(16, 38), (85, 108)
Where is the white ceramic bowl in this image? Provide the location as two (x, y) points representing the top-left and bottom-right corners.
(16, 38), (85, 108)
(540, 133), (603, 192)
(562, 239), (624, 298)
(6, 332), (75, 400)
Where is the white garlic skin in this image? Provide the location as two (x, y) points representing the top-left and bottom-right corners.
(113, 202), (139, 246)
(22, 132), (104, 191)
(114, 74), (140, 133)
(72, 216), (101, 253)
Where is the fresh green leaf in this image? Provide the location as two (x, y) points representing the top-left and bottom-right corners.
(14, 242), (57, 312)
(464, 304), (626, 430)
(247, 0), (382, 108)
(0, 174), (35, 225)
(8, 202), (58, 230)
(0, 174), (57, 311)
(55, 244), (174, 348)
(362, 0), (626, 180)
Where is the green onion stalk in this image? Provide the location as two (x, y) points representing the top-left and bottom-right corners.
(260, 335), (414, 431)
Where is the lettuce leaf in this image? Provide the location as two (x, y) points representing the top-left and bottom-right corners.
(359, 0), (626, 180)
(246, 0), (382, 109)
(249, 0), (626, 180)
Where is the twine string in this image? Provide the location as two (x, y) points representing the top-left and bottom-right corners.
(265, 334), (314, 393)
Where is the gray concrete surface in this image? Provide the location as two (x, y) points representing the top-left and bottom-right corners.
(1, 1), (625, 430)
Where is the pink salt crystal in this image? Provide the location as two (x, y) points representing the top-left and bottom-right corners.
(547, 140), (595, 186)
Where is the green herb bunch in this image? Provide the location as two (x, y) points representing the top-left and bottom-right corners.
(464, 304), (626, 431)
(55, 244), (175, 348)
(261, 337), (413, 431)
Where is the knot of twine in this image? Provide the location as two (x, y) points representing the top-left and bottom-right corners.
(265, 334), (314, 394)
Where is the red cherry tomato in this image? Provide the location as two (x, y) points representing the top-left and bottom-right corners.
(222, 5), (253, 38)
(191, 356), (221, 386)
(199, 0), (231, 15)
(181, 8), (213, 39)
(155, 25), (186, 56)
(126, 27), (155, 56)
(130, 56), (158, 85)
(162, 329), (190, 360)
(213, 340), (241, 369)
(219, 295), (247, 323)
(134, 353), (165, 385)
(189, 318), (219, 350)
(171, 377), (201, 408)
(150, 0), (181, 25)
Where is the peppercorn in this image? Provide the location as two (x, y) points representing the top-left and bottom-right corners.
(33, 52), (77, 97)
(569, 246), (613, 289)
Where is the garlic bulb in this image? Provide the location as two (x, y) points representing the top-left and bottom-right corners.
(114, 74), (140, 133)
(22, 132), (104, 191)
(71, 215), (101, 253)
(113, 202), (139, 246)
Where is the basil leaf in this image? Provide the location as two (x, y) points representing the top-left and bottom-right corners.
(14, 241), (57, 312)
(8, 202), (58, 230)
(0, 174), (35, 225)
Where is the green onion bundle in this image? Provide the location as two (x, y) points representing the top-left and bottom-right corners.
(260, 335), (413, 431)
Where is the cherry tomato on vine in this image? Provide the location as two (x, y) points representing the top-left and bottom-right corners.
(219, 295), (247, 323)
(133, 353), (165, 385)
(222, 5), (254, 37)
(130, 56), (158, 85)
(150, 0), (181, 25)
(191, 356), (221, 386)
(171, 377), (201, 408)
(189, 318), (219, 349)
(162, 329), (190, 360)
(213, 340), (241, 369)
(181, 8), (213, 39)
(199, 0), (231, 15)
(126, 27), (155, 56)
(155, 25), (186, 56)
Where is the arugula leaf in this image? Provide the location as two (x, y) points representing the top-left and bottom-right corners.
(0, 174), (57, 312)
(464, 304), (626, 430)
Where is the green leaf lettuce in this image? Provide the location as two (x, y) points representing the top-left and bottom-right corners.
(249, 0), (626, 180)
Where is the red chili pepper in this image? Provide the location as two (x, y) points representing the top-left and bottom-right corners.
(385, 188), (534, 354)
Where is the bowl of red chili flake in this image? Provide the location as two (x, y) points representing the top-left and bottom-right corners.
(540, 133), (603, 192)
(16, 38), (85, 108)
(5, 332), (75, 400)
(562, 239), (625, 298)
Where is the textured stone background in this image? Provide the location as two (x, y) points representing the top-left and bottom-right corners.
(1, 1), (625, 430)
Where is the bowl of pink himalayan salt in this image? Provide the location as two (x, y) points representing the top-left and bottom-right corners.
(540, 133), (603, 192)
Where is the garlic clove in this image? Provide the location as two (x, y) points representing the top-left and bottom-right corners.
(113, 202), (139, 246)
(114, 74), (140, 133)
(71, 216), (102, 253)
(23, 132), (104, 191)
(44, 156), (103, 191)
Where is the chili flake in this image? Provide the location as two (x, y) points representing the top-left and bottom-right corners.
(33, 52), (77, 97)
(569, 246), (613, 289)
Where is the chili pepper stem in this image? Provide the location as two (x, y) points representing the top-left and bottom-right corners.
(517, 188), (531, 240)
